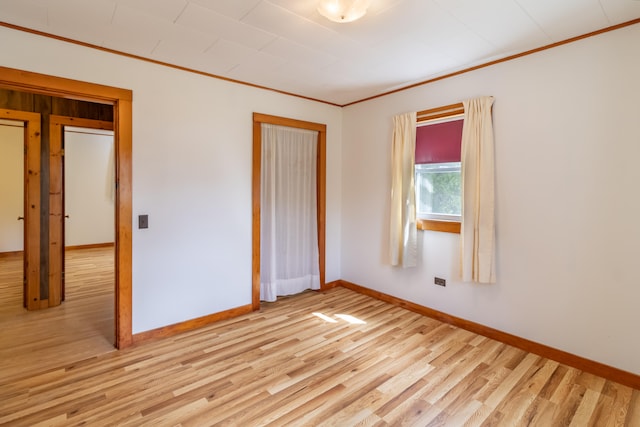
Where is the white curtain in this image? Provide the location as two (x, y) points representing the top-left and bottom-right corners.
(461, 96), (496, 283)
(260, 123), (320, 302)
(389, 112), (418, 267)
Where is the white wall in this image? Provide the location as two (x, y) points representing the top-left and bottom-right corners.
(0, 122), (24, 252)
(0, 26), (342, 334)
(342, 23), (640, 375)
(64, 128), (115, 247)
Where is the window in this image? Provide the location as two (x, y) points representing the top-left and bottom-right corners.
(415, 161), (461, 220)
(415, 104), (464, 233)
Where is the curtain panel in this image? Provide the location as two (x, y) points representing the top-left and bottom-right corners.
(260, 124), (320, 301)
(461, 96), (496, 283)
(389, 112), (418, 267)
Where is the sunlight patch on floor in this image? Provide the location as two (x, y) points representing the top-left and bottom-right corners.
(312, 312), (338, 323)
(312, 312), (366, 324)
(335, 314), (366, 324)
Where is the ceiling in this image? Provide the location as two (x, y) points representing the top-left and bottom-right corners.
(1, 0), (639, 105)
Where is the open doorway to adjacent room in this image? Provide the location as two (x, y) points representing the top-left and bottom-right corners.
(0, 66), (133, 380)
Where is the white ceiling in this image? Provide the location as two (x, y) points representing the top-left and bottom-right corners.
(1, 0), (639, 105)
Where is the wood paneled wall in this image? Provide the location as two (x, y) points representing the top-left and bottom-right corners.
(0, 90), (114, 120)
(0, 89), (113, 301)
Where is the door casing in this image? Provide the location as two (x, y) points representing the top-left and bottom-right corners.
(0, 66), (134, 349)
(49, 116), (114, 307)
(252, 113), (327, 310)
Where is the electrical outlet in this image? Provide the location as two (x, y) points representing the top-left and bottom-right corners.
(434, 277), (446, 287)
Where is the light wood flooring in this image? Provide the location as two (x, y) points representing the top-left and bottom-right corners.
(0, 249), (639, 426)
(0, 247), (115, 383)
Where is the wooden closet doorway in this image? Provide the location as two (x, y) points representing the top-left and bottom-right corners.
(0, 66), (134, 349)
(251, 113), (327, 310)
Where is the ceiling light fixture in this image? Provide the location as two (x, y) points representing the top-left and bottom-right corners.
(317, 0), (371, 23)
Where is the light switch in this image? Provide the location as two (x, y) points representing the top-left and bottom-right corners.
(138, 214), (149, 229)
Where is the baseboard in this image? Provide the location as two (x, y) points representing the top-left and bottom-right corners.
(65, 242), (115, 250)
(132, 304), (253, 345)
(323, 280), (341, 290)
(0, 250), (23, 257)
(338, 279), (640, 390)
(132, 282), (341, 345)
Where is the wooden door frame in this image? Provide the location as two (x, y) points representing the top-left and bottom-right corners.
(49, 116), (114, 307)
(252, 113), (327, 310)
(0, 66), (134, 349)
(0, 108), (41, 310)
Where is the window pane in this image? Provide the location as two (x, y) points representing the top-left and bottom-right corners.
(415, 162), (461, 219)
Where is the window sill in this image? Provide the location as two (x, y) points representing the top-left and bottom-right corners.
(417, 219), (461, 234)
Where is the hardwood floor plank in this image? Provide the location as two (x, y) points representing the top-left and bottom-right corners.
(438, 365), (490, 416)
(441, 397), (484, 426)
(397, 398), (440, 426)
(313, 349), (435, 426)
(603, 382), (634, 427)
(625, 390), (640, 426)
(258, 384), (347, 427)
(521, 396), (558, 427)
(553, 383), (588, 425)
(570, 388), (604, 427)
(463, 403), (494, 427)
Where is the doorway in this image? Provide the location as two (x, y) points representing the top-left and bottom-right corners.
(63, 126), (115, 253)
(251, 113), (327, 310)
(0, 119), (26, 312)
(0, 119), (25, 254)
(49, 117), (114, 308)
(0, 66), (133, 349)
(65, 125), (116, 345)
(0, 109), (41, 310)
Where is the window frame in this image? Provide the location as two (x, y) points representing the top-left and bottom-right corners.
(415, 103), (464, 234)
